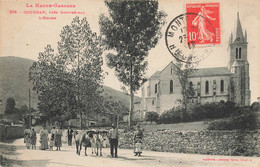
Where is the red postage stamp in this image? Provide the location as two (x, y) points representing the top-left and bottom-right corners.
(186, 3), (220, 45)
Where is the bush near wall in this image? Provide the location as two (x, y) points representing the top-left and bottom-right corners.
(207, 109), (257, 130)
(158, 101), (256, 126)
(0, 125), (25, 141)
(119, 130), (260, 156)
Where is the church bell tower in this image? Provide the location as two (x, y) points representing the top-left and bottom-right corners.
(229, 12), (251, 106)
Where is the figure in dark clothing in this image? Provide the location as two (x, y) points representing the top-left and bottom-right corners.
(31, 128), (37, 149)
(68, 127), (73, 146)
(108, 124), (119, 158)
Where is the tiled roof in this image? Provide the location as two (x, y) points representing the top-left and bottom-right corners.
(190, 67), (231, 77)
(149, 62), (231, 79)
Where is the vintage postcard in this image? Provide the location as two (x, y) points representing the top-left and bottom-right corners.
(0, 0), (260, 166)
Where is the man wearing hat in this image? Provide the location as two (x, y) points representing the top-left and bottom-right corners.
(108, 124), (119, 158)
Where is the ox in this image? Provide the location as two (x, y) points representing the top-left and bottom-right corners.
(74, 130), (94, 156)
(91, 130), (109, 156)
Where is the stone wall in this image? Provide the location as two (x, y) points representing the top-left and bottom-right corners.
(119, 130), (260, 156)
(0, 125), (25, 141)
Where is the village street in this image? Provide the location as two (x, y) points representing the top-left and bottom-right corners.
(0, 136), (259, 167)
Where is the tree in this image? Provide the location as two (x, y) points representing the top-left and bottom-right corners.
(29, 17), (104, 128)
(172, 56), (197, 114)
(57, 16), (104, 128)
(5, 97), (16, 115)
(145, 111), (159, 123)
(100, 0), (166, 126)
(29, 45), (77, 125)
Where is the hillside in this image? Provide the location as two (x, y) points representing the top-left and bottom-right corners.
(0, 56), (141, 114)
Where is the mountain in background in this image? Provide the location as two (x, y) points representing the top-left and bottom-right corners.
(0, 56), (141, 114)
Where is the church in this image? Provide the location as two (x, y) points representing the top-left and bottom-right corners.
(139, 13), (251, 115)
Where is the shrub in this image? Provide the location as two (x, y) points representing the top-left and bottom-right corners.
(158, 106), (190, 124)
(145, 111), (159, 123)
(159, 101), (243, 124)
(207, 108), (257, 130)
(250, 102), (260, 111)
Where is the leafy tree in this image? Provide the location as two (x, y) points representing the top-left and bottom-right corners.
(172, 56), (197, 114)
(29, 17), (104, 128)
(30, 45), (77, 125)
(57, 16), (104, 128)
(100, 0), (166, 126)
(100, 95), (128, 127)
(5, 97), (16, 115)
(145, 111), (159, 123)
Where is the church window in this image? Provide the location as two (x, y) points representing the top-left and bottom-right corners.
(197, 82), (201, 89)
(221, 80), (224, 92)
(236, 48), (238, 59)
(213, 80), (216, 90)
(152, 100), (154, 105)
(205, 81), (209, 94)
(102, 118), (106, 123)
(170, 80), (173, 93)
(155, 84), (157, 94)
(189, 81), (193, 87)
(239, 47), (242, 59)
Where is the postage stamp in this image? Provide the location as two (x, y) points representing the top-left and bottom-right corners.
(165, 13), (214, 63)
(186, 3), (221, 45)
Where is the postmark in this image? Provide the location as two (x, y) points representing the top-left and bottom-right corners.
(186, 3), (220, 45)
(165, 13), (215, 63)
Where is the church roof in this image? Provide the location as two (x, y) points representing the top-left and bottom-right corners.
(231, 61), (239, 67)
(150, 71), (160, 79)
(189, 67), (231, 77)
(149, 66), (231, 79)
(234, 12), (245, 43)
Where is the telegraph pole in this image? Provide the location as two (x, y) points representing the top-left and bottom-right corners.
(29, 88), (31, 128)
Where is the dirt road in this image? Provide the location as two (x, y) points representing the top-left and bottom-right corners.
(0, 137), (259, 167)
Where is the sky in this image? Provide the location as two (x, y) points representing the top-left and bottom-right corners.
(0, 0), (259, 103)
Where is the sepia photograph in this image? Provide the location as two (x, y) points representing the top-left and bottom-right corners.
(0, 0), (260, 166)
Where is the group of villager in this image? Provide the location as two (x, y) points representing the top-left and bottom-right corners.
(24, 124), (144, 157)
(23, 125), (66, 151)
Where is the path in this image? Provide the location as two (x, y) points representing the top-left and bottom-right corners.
(0, 136), (259, 167)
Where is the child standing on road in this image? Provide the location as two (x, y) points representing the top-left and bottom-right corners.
(134, 138), (142, 156)
(49, 138), (54, 151)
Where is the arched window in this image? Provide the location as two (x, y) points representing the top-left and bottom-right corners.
(239, 47), (242, 59)
(155, 84), (157, 94)
(213, 80), (216, 90)
(205, 81), (209, 94)
(236, 48), (238, 59)
(152, 100), (154, 105)
(197, 82), (201, 90)
(189, 81), (193, 87)
(170, 80), (173, 93)
(220, 80), (224, 92)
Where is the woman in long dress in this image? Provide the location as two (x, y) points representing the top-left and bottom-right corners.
(55, 126), (63, 151)
(30, 128), (37, 149)
(133, 125), (143, 156)
(40, 125), (49, 150)
(24, 126), (31, 149)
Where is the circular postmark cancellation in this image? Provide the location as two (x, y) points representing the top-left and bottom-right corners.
(165, 13), (217, 63)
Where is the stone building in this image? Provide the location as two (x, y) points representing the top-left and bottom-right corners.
(141, 13), (251, 115)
